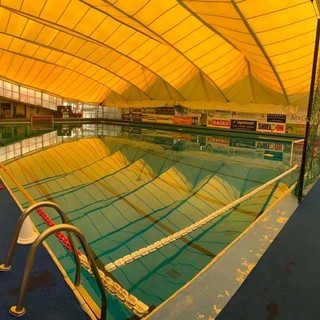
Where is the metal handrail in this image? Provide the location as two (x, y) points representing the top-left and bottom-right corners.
(0, 201), (80, 288)
(8, 224), (107, 320)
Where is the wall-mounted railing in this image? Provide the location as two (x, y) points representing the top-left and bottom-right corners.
(0, 202), (107, 319)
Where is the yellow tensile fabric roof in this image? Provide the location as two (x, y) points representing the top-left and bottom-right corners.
(0, 0), (318, 108)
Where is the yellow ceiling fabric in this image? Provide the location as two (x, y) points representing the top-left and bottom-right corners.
(0, 0), (318, 108)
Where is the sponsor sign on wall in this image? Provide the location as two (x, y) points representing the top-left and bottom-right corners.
(207, 110), (231, 128)
(286, 112), (307, 124)
(231, 111), (266, 120)
(142, 114), (173, 124)
(285, 123), (306, 135)
(173, 116), (192, 125)
(266, 114), (286, 123)
(207, 119), (230, 128)
(257, 122), (286, 133)
(207, 110), (230, 118)
(135, 106), (306, 136)
(230, 119), (257, 131)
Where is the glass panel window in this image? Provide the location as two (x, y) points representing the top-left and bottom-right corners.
(35, 91), (42, 105)
(27, 88), (35, 105)
(42, 93), (50, 108)
(12, 84), (19, 100)
(56, 97), (63, 106)
(0, 80), (4, 96)
(3, 81), (12, 98)
(49, 95), (57, 110)
(20, 87), (28, 102)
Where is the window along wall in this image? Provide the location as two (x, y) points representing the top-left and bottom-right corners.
(0, 79), (121, 119)
(0, 80), (61, 111)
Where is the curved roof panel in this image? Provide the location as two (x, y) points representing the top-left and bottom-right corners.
(0, 0), (318, 107)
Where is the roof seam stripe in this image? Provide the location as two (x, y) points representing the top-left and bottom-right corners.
(231, 0), (290, 105)
(1, 5), (181, 100)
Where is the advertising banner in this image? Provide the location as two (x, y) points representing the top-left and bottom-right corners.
(231, 112), (265, 121)
(138, 106), (305, 136)
(207, 119), (230, 128)
(286, 111), (307, 124)
(285, 123), (306, 135)
(207, 110), (231, 118)
(230, 119), (257, 131)
(256, 122), (286, 133)
(173, 116), (193, 125)
(142, 114), (173, 124)
(266, 114), (286, 123)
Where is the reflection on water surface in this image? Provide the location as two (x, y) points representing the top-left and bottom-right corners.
(2, 123), (298, 320)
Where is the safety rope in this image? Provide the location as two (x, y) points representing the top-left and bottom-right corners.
(104, 165), (298, 273)
(0, 163), (149, 318)
(0, 163), (75, 253)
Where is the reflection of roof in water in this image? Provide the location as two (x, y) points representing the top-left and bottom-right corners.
(4, 136), (293, 317)
(6, 136), (288, 207)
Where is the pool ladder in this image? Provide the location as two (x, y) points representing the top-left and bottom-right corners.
(0, 201), (107, 319)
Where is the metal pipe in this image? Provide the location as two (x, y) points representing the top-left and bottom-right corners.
(0, 201), (80, 285)
(9, 224), (107, 319)
(298, 18), (320, 202)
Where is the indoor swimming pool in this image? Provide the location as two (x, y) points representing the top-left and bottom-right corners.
(1, 123), (299, 319)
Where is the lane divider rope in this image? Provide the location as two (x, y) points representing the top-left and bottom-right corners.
(104, 165), (298, 273)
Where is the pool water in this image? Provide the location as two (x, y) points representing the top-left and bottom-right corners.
(3, 124), (297, 319)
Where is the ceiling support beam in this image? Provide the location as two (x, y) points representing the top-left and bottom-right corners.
(231, 0), (290, 105)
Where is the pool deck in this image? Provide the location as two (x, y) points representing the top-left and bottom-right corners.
(215, 179), (320, 320)
(0, 177), (94, 320)
(146, 180), (320, 320)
